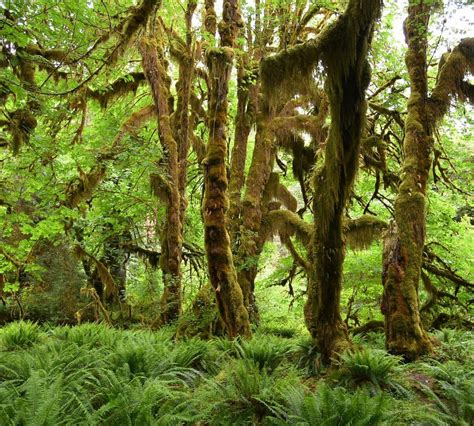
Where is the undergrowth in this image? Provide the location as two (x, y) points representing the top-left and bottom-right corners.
(0, 322), (472, 425)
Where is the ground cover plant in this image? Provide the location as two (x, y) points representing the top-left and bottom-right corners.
(0, 322), (473, 425)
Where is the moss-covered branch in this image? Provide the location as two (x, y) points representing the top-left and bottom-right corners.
(262, 209), (312, 247)
(343, 215), (387, 251)
(429, 38), (474, 120)
(86, 72), (146, 108)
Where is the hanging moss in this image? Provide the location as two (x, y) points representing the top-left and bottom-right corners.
(262, 209), (312, 247)
(150, 172), (171, 203)
(261, 172), (298, 213)
(260, 37), (325, 109)
(343, 215), (387, 251)
(429, 37), (474, 120)
(87, 72), (146, 108)
(25, 45), (70, 63)
(9, 109), (37, 154)
(107, 0), (161, 65)
(111, 104), (155, 149)
(72, 245), (118, 303)
(66, 166), (106, 208)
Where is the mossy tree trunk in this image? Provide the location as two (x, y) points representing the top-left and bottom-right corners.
(228, 59), (258, 240)
(235, 119), (274, 322)
(164, 0), (197, 323)
(203, 0), (251, 339)
(381, 2), (433, 360)
(230, 5), (327, 323)
(382, 4), (473, 360)
(260, 1), (380, 360)
(305, 0), (382, 361)
(140, 29), (183, 324)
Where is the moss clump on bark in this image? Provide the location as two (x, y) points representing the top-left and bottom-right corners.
(262, 209), (312, 247)
(86, 72), (146, 108)
(343, 215), (387, 251)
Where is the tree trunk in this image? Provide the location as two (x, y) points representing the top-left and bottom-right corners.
(305, 0), (382, 362)
(381, 8), (474, 360)
(140, 33), (183, 323)
(203, 0), (251, 339)
(381, 2), (434, 359)
(235, 120), (274, 322)
(161, 0), (197, 324)
(228, 60), (257, 241)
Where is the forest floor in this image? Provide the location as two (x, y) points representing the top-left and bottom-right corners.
(0, 321), (472, 425)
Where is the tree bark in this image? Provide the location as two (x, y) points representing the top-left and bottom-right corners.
(235, 118), (274, 322)
(203, 0), (251, 339)
(381, 2), (434, 360)
(228, 60), (258, 241)
(140, 31), (183, 323)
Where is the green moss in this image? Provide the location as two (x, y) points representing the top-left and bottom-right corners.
(343, 215), (388, 251)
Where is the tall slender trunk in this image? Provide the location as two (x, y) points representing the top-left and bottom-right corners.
(381, 2), (434, 359)
(228, 61), (258, 241)
(203, 0), (251, 338)
(235, 119), (274, 321)
(140, 32), (183, 323)
(161, 1), (197, 323)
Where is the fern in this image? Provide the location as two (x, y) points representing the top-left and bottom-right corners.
(235, 335), (292, 373)
(295, 337), (325, 376)
(0, 321), (42, 350)
(335, 348), (406, 394)
(416, 360), (474, 424)
(268, 382), (388, 425)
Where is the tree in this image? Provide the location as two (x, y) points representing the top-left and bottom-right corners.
(381, 1), (474, 360)
(202, 0), (251, 338)
(260, 0), (382, 360)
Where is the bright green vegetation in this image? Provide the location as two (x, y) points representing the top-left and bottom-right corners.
(1, 0), (473, 423)
(0, 321), (472, 425)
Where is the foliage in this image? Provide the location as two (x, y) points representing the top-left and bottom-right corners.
(0, 323), (473, 424)
(0, 321), (42, 350)
(333, 348), (408, 395)
(268, 382), (389, 425)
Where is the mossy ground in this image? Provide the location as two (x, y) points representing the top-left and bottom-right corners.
(0, 321), (472, 425)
